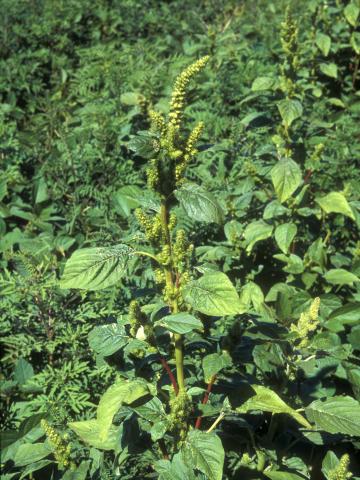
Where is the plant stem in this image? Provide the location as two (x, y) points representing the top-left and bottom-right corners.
(160, 199), (185, 393)
(195, 375), (216, 429)
(206, 412), (225, 433)
(134, 250), (159, 263)
(160, 356), (179, 395)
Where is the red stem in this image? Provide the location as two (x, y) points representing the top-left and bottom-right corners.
(160, 356), (179, 395)
(304, 169), (313, 184)
(195, 375), (216, 429)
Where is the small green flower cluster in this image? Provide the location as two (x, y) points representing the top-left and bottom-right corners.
(280, 7), (299, 73)
(291, 297), (320, 347)
(328, 454), (352, 480)
(167, 390), (193, 443)
(41, 419), (73, 469)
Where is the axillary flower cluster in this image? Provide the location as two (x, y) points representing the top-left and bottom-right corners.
(41, 419), (74, 469)
(328, 454), (352, 480)
(291, 297), (320, 347)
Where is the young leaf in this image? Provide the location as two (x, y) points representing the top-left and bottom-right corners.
(182, 430), (225, 480)
(97, 378), (151, 438)
(243, 220), (273, 253)
(60, 244), (133, 290)
(315, 32), (331, 56)
(68, 420), (118, 450)
(202, 352), (232, 382)
(155, 313), (203, 334)
(316, 192), (355, 220)
(175, 183), (224, 224)
(88, 324), (128, 356)
(324, 269), (359, 286)
(183, 271), (245, 316)
(274, 223), (297, 254)
(320, 63), (338, 79)
(236, 385), (312, 429)
(271, 158), (302, 203)
(155, 453), (197, 480)
(251, 76), (274, 91)
(344, 2), (359, 26)
(14, 358), (34, 385)
(277, 99), (303, 128)
(14, 443), (52, 467)
(305, 396), (360, 436)
(265, 472), (305, 480)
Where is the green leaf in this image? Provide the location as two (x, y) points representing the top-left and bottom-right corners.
(155, 453), (197, 480)
(274, 253), (304, 274)
(175, 183), (224, 224)
(271, 158), (302, 203)
(68, 420), (118, 450)
(324, 269), (359, 286)
(315, 32), (331, 56)
(133, 397), (166, 423)
(236, 385), (312, 429)
(251, 76), (274, 91)
(62, 461), (91, 480)
(322, 451), (340, 479)
(344, 2), (359, 26)
(202, 352), (232, 382)
(88, 324), (128, 356)
(277, 99), (303, 128)
(120, 92), (144, 105)
(320, 63), (338, 79)
(97, 378), (150, 438)
(243, 220), (273, 253)
(305, 396), (360, 436)
(113, 185), (142, 217)
(19, 460), (53, 480)
(14, 358), (34, 385)
(183, 271), (245, 316)
(60, 244), (133, 290)
(316, 192), (355, 220)
(275, 223), (297, 254)
(155, 313), (203, 334)
(265, 472), (305, 480)
(182, 430), (225, 480)
(14, 443), (52, 467)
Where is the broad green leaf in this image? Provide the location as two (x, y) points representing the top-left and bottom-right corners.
(305, 396), (360, 435)
(175, 183), (224, 224)
(113, 185), (142, 217)
(275, 223), (297, 254)
(62, 461), (91, 480)
(324, 269), (359, 286)
(277, 99), (303, 128)
(182, 430), (225, 480)
(133, 397), (166, 423)
(316, 192), (355, 220)
(274, 253), (304, 274)
(97, 378), (150, 438)
(120, 91), (144, 105)
(14, 358), (34, 385)
(243, 220), (273, 253)
(155, 313), (203, 334)
(19, 460), (53, 480)
(88, 324), (128, 356)
(155, 453), (197, 480)
(320, 63), (338, 79)
(14, 443), (52, 466)
(344, 2), (359, 26)
(236, 385), (312, 429)
(251, 76), (274, 91)
(271, 158), (302, 203)
(183, 271), (245, 316)
(322, 451), (340, 479)
(239, 281), (264, 312)
(265, 472), (305, 480)
(315, 32), (331, 56)
(202, 352), (232, 382)
(60, 244), (133, 290)
(68, 420), (118, 450)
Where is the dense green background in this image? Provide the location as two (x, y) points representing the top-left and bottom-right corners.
(1, 0), (360, 478)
